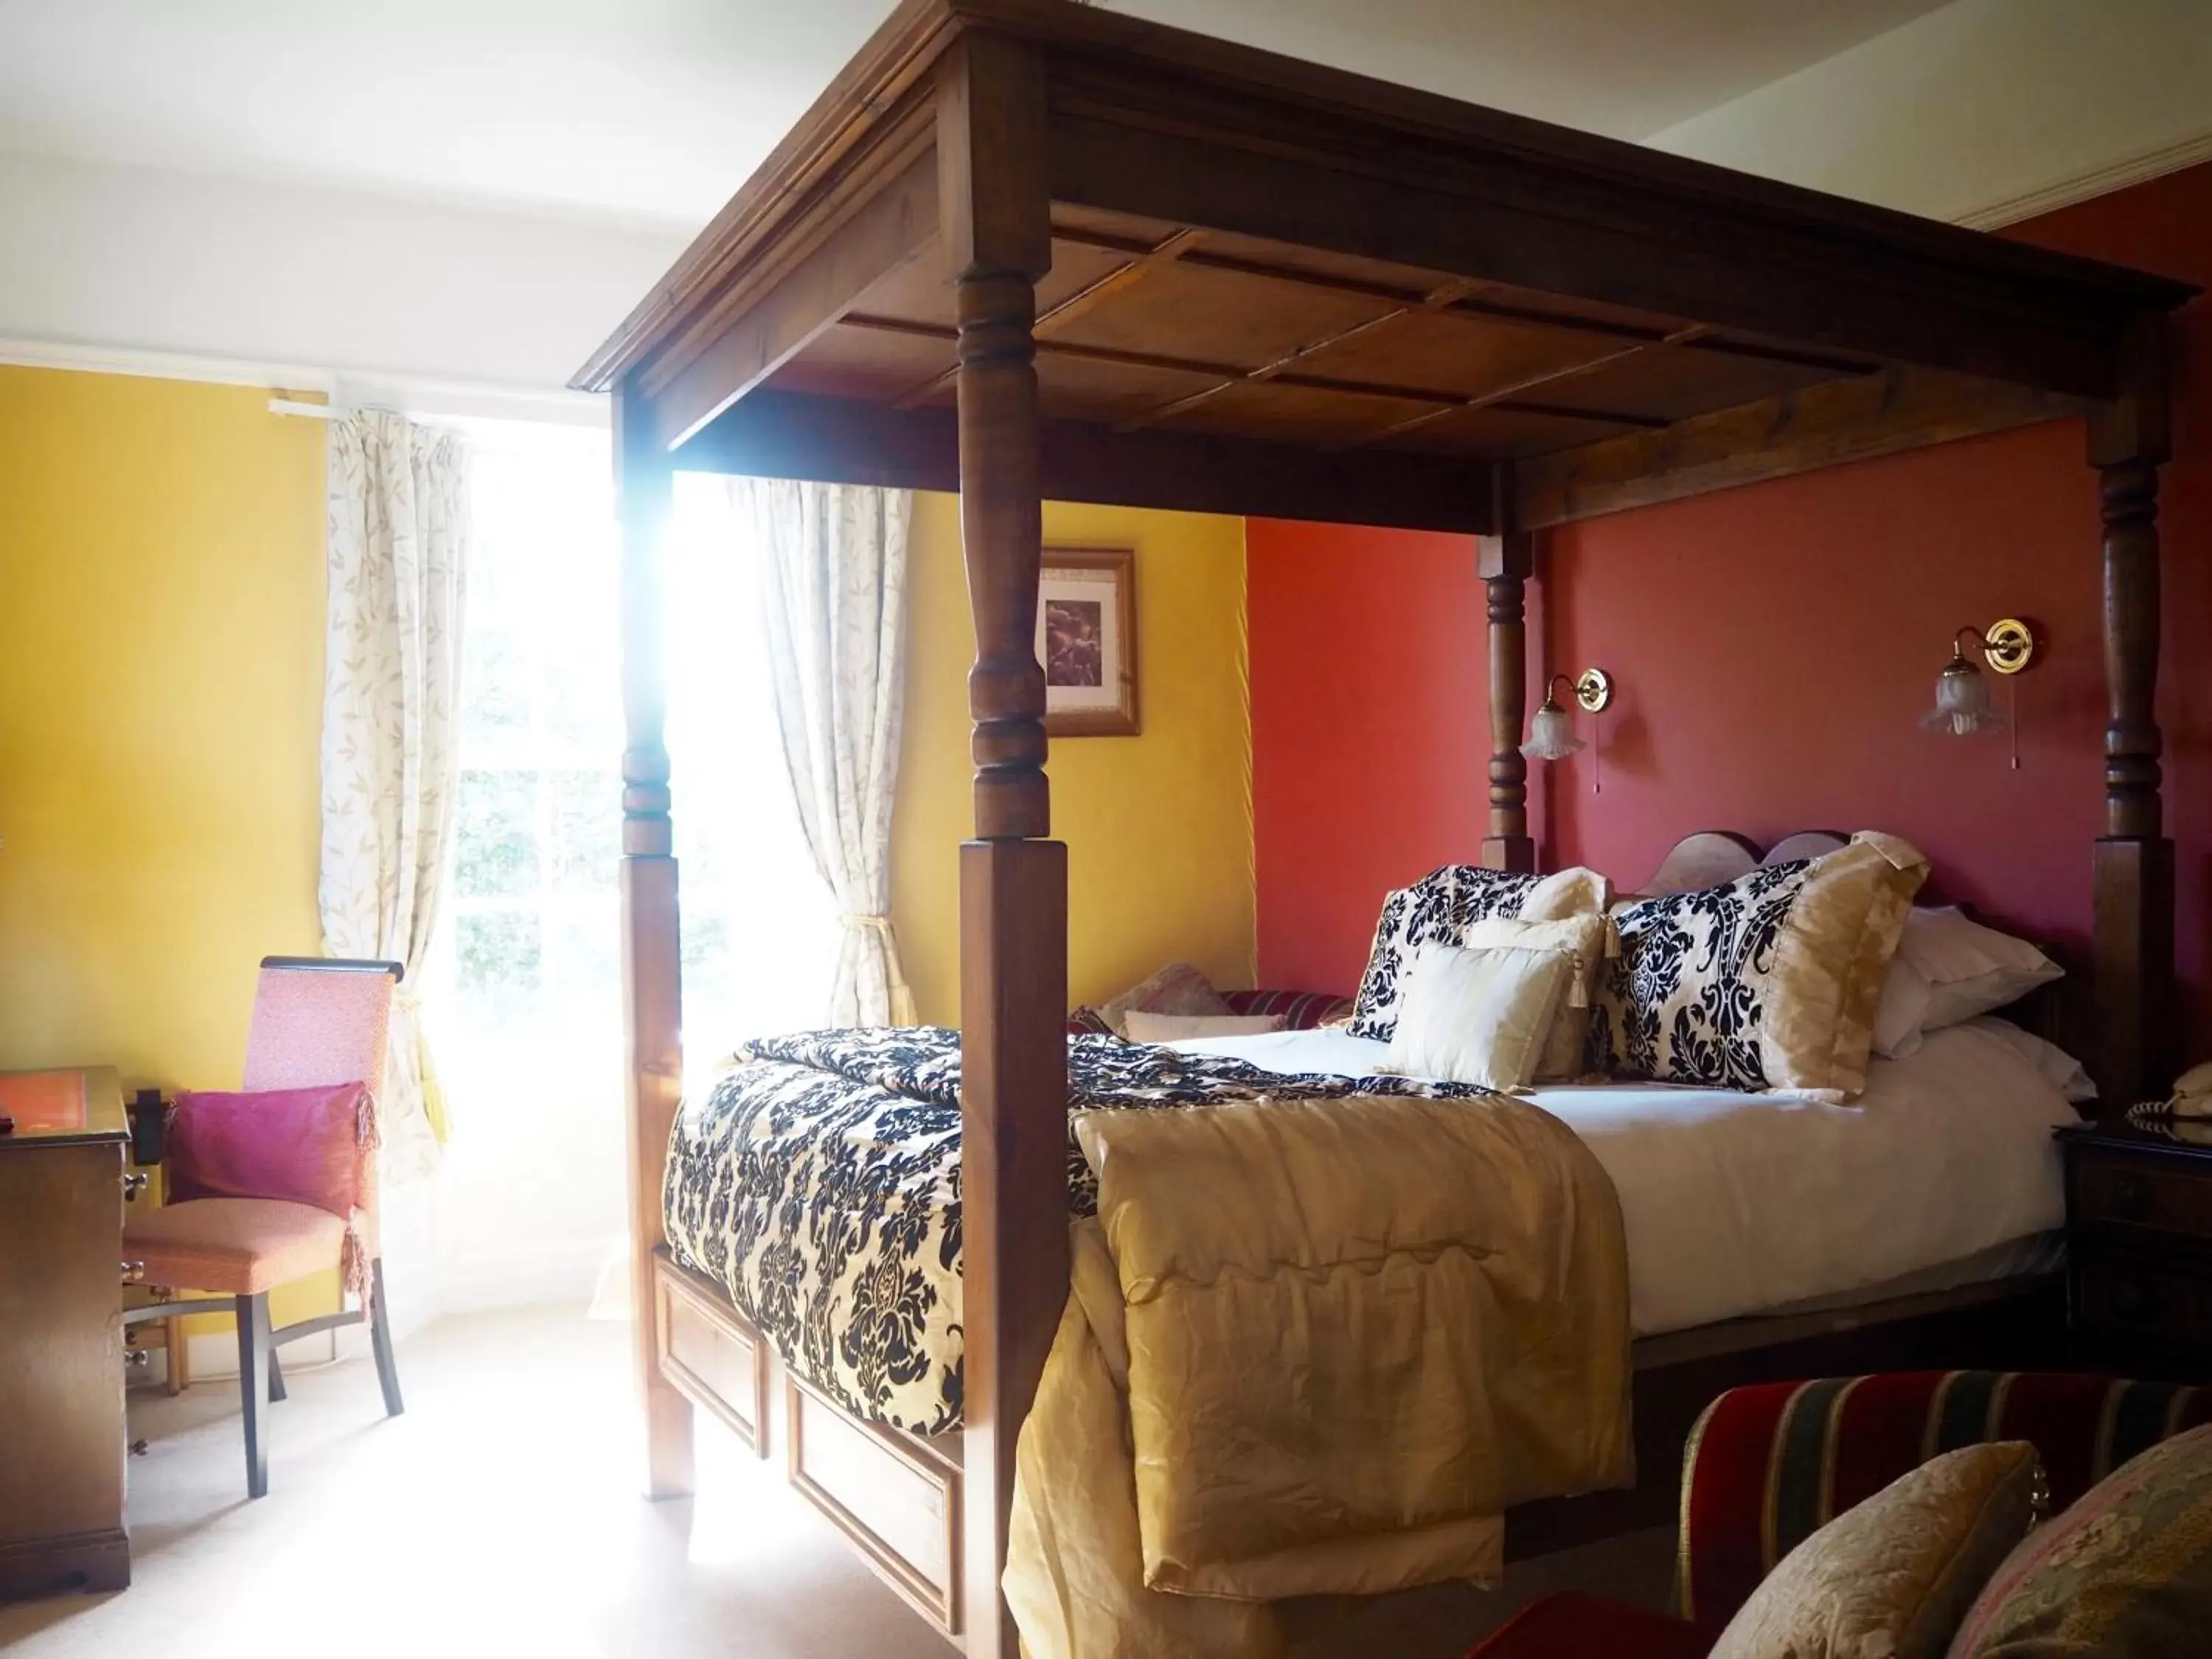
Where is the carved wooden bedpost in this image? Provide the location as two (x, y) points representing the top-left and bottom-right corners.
(613, 385), (695, 1498)
(1481, 528), (1537, 874)
(2089, 316), (2175, 1112)
(939, 33), (1069, 1658)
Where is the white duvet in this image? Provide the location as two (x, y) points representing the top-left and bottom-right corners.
(1163, 1018), (2084, 1337)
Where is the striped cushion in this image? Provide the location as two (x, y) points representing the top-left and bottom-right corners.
(1221, 989), (1356, 1029)
(1067, 989), (1354, 1039)
(1677, 1371), (2212, 1637)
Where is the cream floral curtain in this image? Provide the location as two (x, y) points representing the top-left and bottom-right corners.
(320, 410), (471, 1177)
(744, 479), (917, 1026)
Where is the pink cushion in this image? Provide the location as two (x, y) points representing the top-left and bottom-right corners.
(167, 1082), (372, 1221)
(124, 1197), (348, 1294)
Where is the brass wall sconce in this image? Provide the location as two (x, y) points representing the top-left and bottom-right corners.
(1923, 619), (2038, 764)
(1523, 669), (1613, 784)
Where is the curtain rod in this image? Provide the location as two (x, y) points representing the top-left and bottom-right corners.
(0, 335), (606, 429)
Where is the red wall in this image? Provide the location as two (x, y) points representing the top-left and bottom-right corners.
(1248, 161), (2212, 1052)
(1248, 521), (1546, 992)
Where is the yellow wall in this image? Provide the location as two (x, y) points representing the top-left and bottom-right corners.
(0, 366), (332, 1325)
(891, 494), (1255, 1023)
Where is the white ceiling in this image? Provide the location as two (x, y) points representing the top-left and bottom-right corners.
(0, 0), (1958, 231)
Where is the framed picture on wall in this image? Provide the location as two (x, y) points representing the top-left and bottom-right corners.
(1037, 548), (1140, 737)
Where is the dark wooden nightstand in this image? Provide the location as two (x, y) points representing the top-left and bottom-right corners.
(2058, 1115), (2212, 1380)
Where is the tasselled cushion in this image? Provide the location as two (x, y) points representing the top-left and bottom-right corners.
(1708, 1441), (2043, 1659)
(1349, 864), (1612, 1042)
(1948, 1422), (2212, 1657)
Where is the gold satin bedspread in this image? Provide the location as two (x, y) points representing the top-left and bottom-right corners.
(1004, 1089), (1634, 1658)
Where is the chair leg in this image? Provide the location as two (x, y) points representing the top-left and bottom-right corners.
(164, 1315), (189, 1396)
(236, 1292), (271, 1499)
(369, 1260), (404, 1418)
(268, 1342), (287, 1404)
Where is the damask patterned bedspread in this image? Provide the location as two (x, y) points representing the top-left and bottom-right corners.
(661, 1027), (1488, 1436)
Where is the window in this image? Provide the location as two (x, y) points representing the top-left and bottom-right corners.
(667, 473), (838, 1067)
(423, 428), (830, 1308)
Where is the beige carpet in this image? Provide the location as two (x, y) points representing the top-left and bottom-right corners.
(0, 1306), (1672, 1658)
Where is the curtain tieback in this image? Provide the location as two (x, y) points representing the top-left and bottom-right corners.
(839, 914), (897, 935)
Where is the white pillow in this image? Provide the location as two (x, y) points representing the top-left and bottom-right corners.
(1376, 943), (1575, 1092)
(1121, 1011), (1288, 1043)
(1873, 908), (2061, 1058)
(1964, 1017), (2098, 1104)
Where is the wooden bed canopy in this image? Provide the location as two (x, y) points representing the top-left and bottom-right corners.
(574, 1), (2195, 1649)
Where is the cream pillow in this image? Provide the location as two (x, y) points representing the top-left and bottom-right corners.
(1711, 1441), (2042, 1659)
(1458, 914), (1618, 1082)
(1376, 943), (1576, 1092)
(1347, 863), (1613, 1042)
(1122, 1011), (1288, 1043)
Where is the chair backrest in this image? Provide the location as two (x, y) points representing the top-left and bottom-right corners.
(240, 958), (400, 1230)
(1677, 1370), (2212, 1635)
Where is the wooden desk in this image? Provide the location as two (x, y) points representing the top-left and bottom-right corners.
(0, 1068), (131, 1597)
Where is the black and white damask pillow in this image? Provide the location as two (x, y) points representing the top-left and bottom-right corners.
(1348, 864), (1609, 1042)
(1585, 832), (1928, 1099)
(1587, 861), (1808, 1092)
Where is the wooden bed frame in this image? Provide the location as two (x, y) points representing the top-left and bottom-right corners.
(571, 2), (2195, 1649)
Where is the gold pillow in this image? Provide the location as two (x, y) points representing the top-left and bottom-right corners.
(1375, 943), (1576, 1092)
(1458, 913), (1618, 1082)
(1709, 1441), (2043, 1659)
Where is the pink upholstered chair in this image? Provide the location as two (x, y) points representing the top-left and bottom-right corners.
(122, 958), (406, 1498)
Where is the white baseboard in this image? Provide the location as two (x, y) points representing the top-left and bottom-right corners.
(433, 1239), (617, 1317)
(137, 1324), (341, 1387)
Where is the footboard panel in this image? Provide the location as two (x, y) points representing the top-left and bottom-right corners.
(650, 1248), (964, 1646)
(653, 1253), (768, 1454)
(790, 1374), (964, 1635)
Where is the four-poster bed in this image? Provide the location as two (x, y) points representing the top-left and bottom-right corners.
(572, 1), (2195, 1649)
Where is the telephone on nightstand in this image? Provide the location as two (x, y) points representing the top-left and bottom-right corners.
(2123, 1063), (2212, 1144)
(2170, 1061), (2212, 1117)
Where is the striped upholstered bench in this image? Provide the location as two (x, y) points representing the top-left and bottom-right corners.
(1468, 1370), (2212, 1658)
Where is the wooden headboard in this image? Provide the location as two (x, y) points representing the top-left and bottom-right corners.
(1633, 829), (1848, 898)
(1629, 830), (2085, 1057)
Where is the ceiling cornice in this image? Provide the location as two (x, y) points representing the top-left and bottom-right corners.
(1955, 127), (2212, 231)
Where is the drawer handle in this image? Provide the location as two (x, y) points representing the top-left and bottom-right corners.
(125, 1349), (150, 1369)
(2110, 1172), (2154, 1220)
(121, 1260), (146, 1284)
(122, 1172), (150, 1201)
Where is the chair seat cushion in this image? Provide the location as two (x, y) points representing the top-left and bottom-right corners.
(1465, 1592), (1711, 1658)
(125, 1197), (347, 1294)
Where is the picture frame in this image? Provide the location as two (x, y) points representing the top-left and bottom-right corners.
(1037, 547), (1140, 737)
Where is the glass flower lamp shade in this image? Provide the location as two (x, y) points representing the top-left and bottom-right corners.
(1521, 697), (1585, 761)
(1921, 649), (2006, 737)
